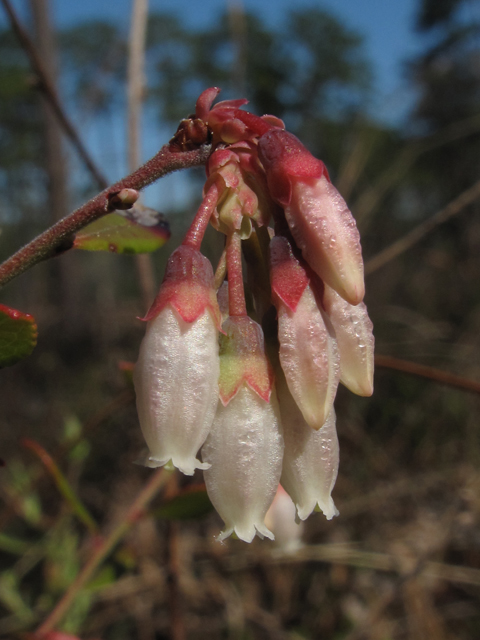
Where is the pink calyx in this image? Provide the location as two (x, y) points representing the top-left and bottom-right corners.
(218, 316), (274, 405)
(195, 87), (250, 144)
(270, 236), (310, 313)
(142, 245), (221, 329)
(258, 129), (330, 206)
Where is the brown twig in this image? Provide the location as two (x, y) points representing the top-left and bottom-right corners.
(374, 354), (480, 395)
(0, 143), (211, 288)
(127, 0), (157, 310)
(167, 521), (186, 640)
(354, 113), (480, 226)
(227, 544), (480, 588)
(35, 467), (170, 636)
(1, 0), (108, 190)
(365, 178), (480, 275)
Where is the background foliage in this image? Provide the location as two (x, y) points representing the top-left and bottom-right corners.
(1, 0), (480, 637)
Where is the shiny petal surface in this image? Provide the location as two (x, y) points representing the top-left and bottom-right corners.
(323, 285), (374, 396)
(278, 285), (340, 430)
(286, 176), (365, 305)
(202, 386), (284, 542)
(278, 371), (339, 521)
(134, 307), (219, 475)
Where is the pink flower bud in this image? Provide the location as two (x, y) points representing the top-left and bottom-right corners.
(134, 247), (220, 476)
(202, 386), (284, 542)
(271, 236), (340, 430)
(277, 370), (339, 521)
(259, 129), (365, 305)
(323, 285), (374, 397)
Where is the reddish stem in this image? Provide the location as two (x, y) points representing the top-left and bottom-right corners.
(182, 183), (219, 250)
(0, 143), (212, 288)
(35, 467), (170, 636)
(226, 231), (247, 316)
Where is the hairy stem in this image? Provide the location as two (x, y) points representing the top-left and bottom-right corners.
(182, 183), (219, 250)
(0, 143), (212, 289)
(226, 231), (247, 316)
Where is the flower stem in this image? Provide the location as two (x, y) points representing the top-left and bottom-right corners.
(182, 183), (219, 250)
(214, 246), (227, 290)
(0, 143), (212, 289)
(226, 231), (247, 316)
(35, 467), (170, 637)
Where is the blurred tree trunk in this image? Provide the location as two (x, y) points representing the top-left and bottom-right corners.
(29, 0), (81, 337)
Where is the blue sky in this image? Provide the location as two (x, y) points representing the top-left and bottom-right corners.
(4, 0), (425, 121)
(56, 0), (424, 120)
(1, 0), (428, 214)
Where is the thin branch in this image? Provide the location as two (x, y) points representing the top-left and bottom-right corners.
(35, 467), (170, 636)
(127, 0), (156, 309)
(0, 143), (212, 289)
(374, 354), (480, 395)
(167, 521), (186, 640)
(127, 0), (149, 173)
(0, 390), (134, 534)
(227, 544), (480, 587)
(365, 178), (480, 275)
(354, 113), (480, 226)
(1, 0), (108, 190)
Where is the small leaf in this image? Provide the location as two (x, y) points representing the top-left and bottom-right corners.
(0, 304), (38, 368)
(74, 204), (170, 254)
(153, 485), (213, 521)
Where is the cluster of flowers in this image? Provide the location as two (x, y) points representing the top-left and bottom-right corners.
(134, 88), (374, 542)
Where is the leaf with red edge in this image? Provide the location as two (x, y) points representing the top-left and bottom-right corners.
(74, 205), (170, 254)
(0, 304), (38, 368)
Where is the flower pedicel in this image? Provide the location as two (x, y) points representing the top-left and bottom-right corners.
(134, 88), (374, 541)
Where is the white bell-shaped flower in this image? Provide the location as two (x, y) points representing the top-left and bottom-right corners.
(277, 284), (340, 430)
(134, 246), (221, 476)
(278, 371), (339, 521)
(134, 307), (219, 475)
(202, 385), (284, 542)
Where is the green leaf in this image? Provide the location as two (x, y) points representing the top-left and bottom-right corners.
(0, 304), (38, 368)
(153, 485), (213, 521)
(74, 205), (170, 254)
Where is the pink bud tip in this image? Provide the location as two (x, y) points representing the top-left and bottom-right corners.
(258, 129), (329, 206)
(270, 236), (310, 312)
